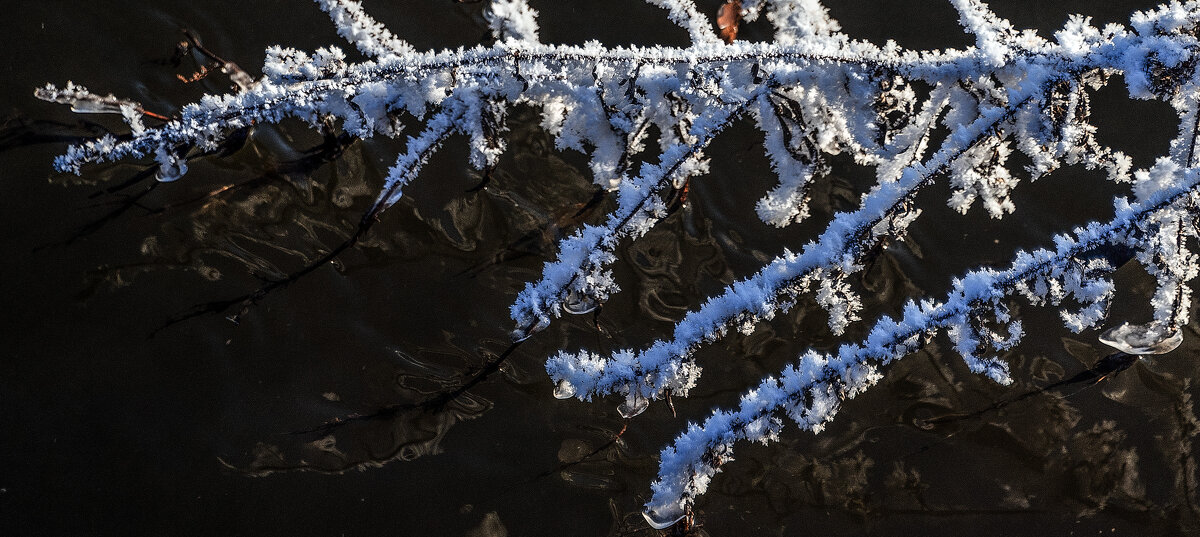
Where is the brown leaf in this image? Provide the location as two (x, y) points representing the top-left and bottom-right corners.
(716, 0), (742, 44)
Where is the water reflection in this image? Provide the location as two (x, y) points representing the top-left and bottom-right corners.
(234, 391), (491, 475)
(465, 511), (509, 537)
(557, 438), (620, 491)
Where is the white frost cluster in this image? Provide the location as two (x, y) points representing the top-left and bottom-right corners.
(486, 0), (540, 44)
(313, 0), (412, 58)
(39, 0), (1200, 529)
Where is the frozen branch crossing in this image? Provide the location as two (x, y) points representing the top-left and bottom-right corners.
(40, 0), (1200, 529)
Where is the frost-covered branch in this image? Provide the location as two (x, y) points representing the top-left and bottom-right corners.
(643, 162), (1200, 527)
(37, 0), (1200, 530)
(486, 0), (540, 44)
(314, 0), (413, 58)
(645, 0), (723, 45)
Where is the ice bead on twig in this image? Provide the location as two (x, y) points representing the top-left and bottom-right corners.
(1098, 321), (1183, 355)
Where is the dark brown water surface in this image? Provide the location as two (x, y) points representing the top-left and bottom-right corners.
(1, 1), (1197, 536)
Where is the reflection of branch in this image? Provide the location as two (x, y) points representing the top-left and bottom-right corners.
(531, 420), (629, 481)
(150, 207), (373, 335)
(0, 115), (114, 153)
(38, 168), (159, 251)
(221, 389), (492, 475)
(923, 352), (1137, 427)
(455, 188), (607, 279)
(150, 131), (355, 214)
(151, 117), (448, 336)
(1166, 378), (1200, 518)
(289, 321), (536, 436)
(45, 129), (347, 252)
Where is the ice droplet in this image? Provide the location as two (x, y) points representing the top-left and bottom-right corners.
(69, 99), (121, 114)
(617, 393), (649, 418)
(552, 379), (576, 400)
(1098, 321), (1182, 355)
(155, 153), (188, 182)
(510, 315), (550, 343)
(642, 505), (687, 530)
(562, 290), (597, 315)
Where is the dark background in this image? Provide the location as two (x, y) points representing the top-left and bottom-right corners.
(1, 1), (1197, 535)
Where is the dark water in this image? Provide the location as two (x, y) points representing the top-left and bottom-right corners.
(1, 1), (1198, 535)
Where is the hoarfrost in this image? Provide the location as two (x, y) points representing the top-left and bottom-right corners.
(38, 0), (1200, 529)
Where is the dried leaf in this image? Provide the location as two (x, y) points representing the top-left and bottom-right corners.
(716, 0), (742, 44)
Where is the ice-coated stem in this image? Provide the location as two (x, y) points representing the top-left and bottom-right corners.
(644, 163), (1200, 523)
